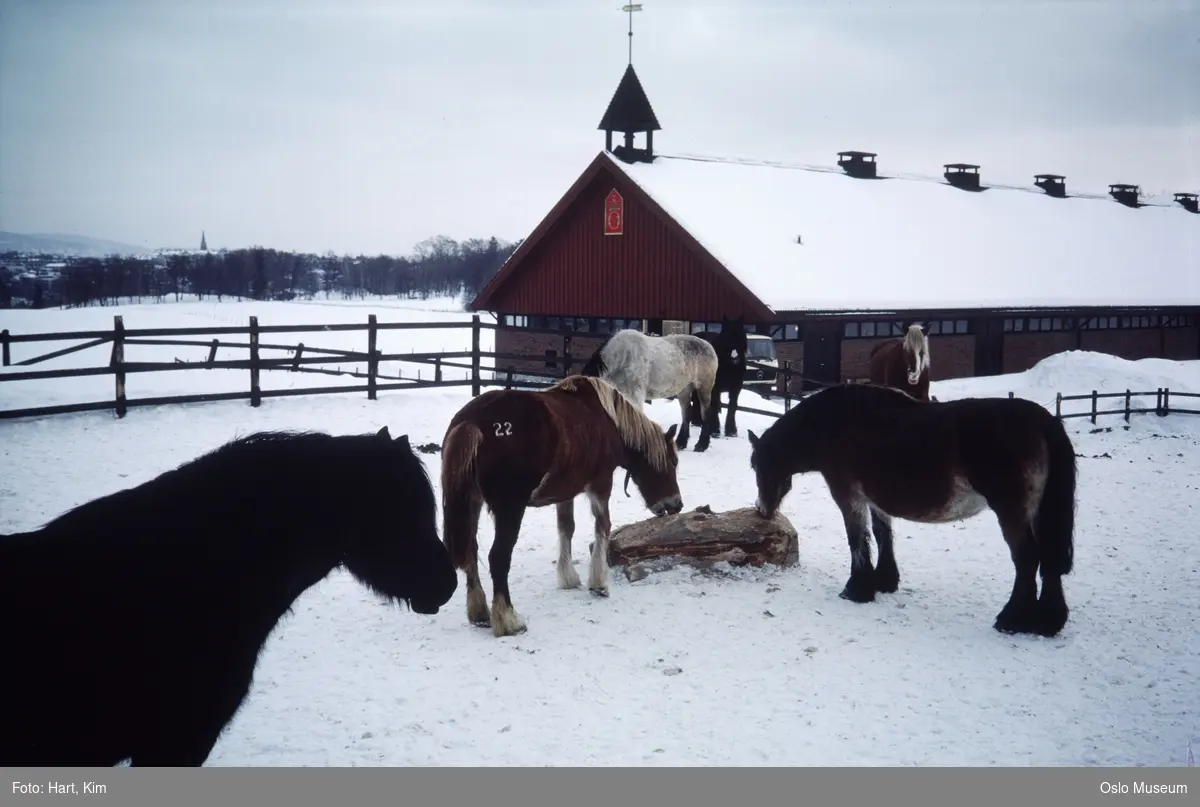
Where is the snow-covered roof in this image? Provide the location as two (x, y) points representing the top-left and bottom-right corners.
(604, 151), (1200, 312)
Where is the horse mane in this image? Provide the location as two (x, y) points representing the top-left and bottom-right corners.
(550, 375), (675, 473)
(902, 324), (930, 363)
(41, 430), (415, 535)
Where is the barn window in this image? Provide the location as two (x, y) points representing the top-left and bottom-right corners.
(768, 323), (801, 341)
(844, 322), (860, 338)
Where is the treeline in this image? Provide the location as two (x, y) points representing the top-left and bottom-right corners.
(0, 234), (519, 309)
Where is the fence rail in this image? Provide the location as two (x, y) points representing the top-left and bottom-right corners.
(3, 316), (1198, 426)
(1054, 388), (1200, 424)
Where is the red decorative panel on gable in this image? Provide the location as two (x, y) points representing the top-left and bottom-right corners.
(604, 189), (624, 236)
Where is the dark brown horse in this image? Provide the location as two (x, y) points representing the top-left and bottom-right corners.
(868, 323), (932, 401)
(747, 383), (1077, 638)
(440, 375), (684, 637)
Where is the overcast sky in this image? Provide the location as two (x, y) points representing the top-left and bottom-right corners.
(1, 0), (1196, 254)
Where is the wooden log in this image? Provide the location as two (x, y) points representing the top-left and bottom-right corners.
(604, 505), (799, 582)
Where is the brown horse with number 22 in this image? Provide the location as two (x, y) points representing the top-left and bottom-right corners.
(440, 375), (684, 637)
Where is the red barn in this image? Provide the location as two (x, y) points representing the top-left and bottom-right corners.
(471, 63), (1200, 391)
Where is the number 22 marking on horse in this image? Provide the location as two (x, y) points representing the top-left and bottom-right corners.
(493, 421), (512, 437)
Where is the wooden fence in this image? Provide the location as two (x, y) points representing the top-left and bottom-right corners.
(2, 315), (1197, 425)
(0, 315), (827, 422)
(1054, 388), (1200, 424)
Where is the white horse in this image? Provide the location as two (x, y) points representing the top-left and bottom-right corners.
(580, 329), (719, 452)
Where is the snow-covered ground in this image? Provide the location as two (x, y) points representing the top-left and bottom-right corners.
(1, 299), (1198, 767)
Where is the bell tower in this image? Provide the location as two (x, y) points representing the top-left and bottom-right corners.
(598, 4), (660, 164)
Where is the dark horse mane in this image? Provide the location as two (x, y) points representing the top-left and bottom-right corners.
(37, 429), (434, 540)
(0, 427), (456, 767)
(579, 331), (616, 378)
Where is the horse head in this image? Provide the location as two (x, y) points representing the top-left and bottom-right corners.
(902, 323), (930, 386)
(622, 423), (684, 517)
(719, 316), (749, 366)
(340, 426), (458, 615)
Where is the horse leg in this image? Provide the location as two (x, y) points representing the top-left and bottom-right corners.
(461, 494), (490, 628)
(694, 384), (716, 453)
(674, 386), (692, 450)
(836, 493), (876, 603)
(992, 514), (1043, 636)
(556, 498), (581, 590)
(488, 502), (528, 636)
(585, 479), (614, 597)
(870, 506), (900, 593)
(724, 381), (742, 437)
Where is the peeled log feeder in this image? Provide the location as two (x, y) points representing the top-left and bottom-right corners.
(603, 506), (799, 582)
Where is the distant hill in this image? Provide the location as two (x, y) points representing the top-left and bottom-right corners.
(0, 231), (150, 258)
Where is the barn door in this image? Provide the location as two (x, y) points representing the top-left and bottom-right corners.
(802, 321), (841, 390)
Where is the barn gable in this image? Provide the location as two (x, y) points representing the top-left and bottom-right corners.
(470, 151), (773, 322)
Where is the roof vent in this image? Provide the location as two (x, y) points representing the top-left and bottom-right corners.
(1034, 174), (1066, 198)
(943, 163), (981, 191)
(1174, 192), (1199, 214)
(837, 151), (877, 179)
(1108, 184), (1141, 208)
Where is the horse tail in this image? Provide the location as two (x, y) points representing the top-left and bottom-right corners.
(1035, 415), (1077, 578)
(687, 389), (704, 426)
(440, 421), (485, 570)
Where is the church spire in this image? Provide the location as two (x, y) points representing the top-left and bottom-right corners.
(200, 230), (208, 251)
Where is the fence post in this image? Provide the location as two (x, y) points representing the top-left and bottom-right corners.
(111, 315), (126, 419)
(470, 315), (481, 397)
(782, 361), (791, 412)
(505, 366), (513, 390)
(207, 339), (219, 367)
(291, 343), (304, 372)
(1008, 391), (1013, 399)
(1163, 388), (1171, 417)
(1124, 389), (1131, 423)
(1055, 392), (1062, 420)
(1, 329), (9, 366)
(434, 357), (443, 384)
(1156, 388), (1163, 416)
(563, 331), (573, 378)
(1090, 390), (1097, 424)
(367, 314), (378, 401)
(249, 316), (261, 407)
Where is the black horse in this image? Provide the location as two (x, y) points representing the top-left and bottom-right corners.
(0, 427), (458, 767)
(688, 316), (749, 438)
(747, 384), (1077, 638)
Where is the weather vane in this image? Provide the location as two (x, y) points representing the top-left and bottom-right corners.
(621, 3), (643, 65)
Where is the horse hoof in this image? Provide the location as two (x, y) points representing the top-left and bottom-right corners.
(839, 582), (875, 603)
(874, 570), (900, 593)
(589, 586), (610, 598)
(992, 603), (1039, 635)
(693, 444), (709, 453)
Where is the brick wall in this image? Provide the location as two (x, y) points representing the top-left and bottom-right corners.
(1080, 328), (1162, 360)
(1164, 327), (1200, 360)
(1002, 332), (1076, 374)
(772, 341), (804, 395)
(927, 335), (975, 381)
(493, 329), (610, 380)
(840, 338), (890, 381)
